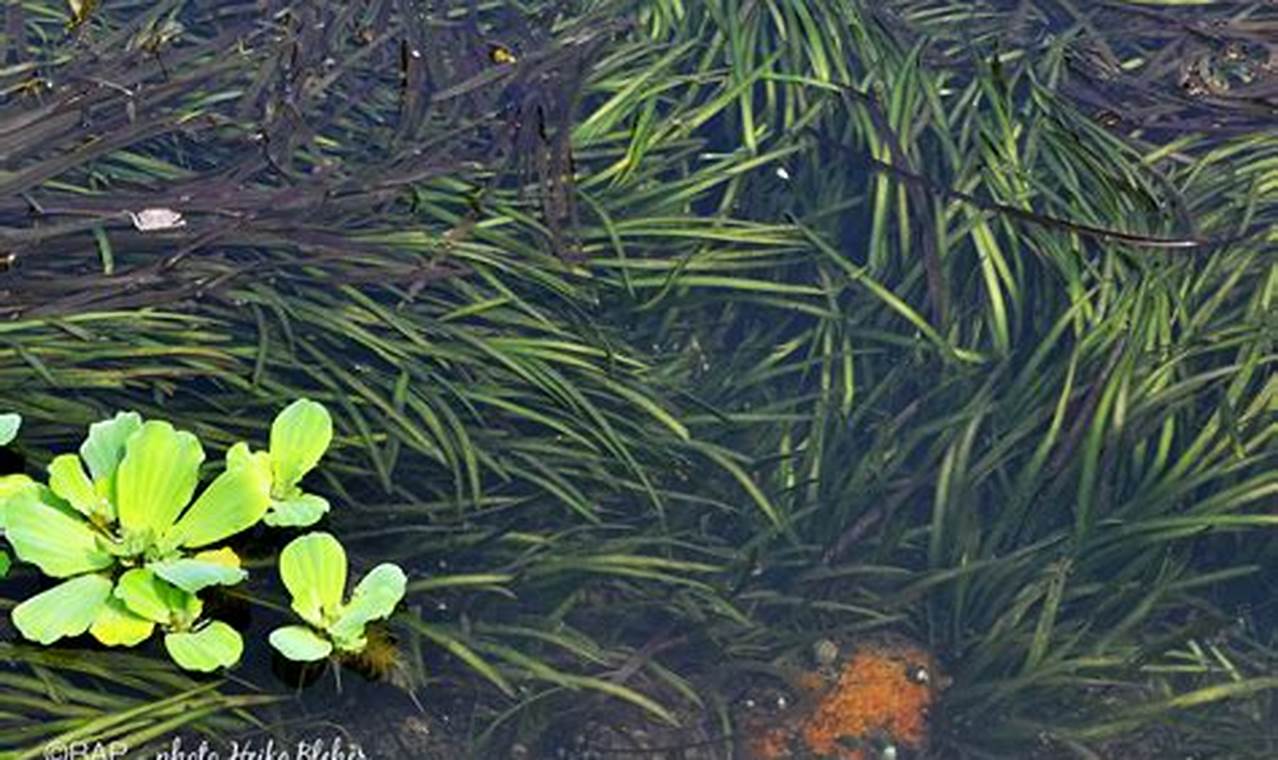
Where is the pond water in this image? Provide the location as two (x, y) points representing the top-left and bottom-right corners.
(0, 1), (1276, 759)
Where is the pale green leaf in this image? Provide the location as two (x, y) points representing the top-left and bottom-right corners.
(192, 547), (242, 566)
(89, 596), (156, 646)
(331, 563), (406, 649)
(78, 411), (141, 491)
(0, 473), (39, 530)
(13, 574), (113, 644)
(5, 487), (113, 577)
(264, 494), (330, 527)
(225, 441), (259, 471)
(115, 567), (202, 626)
(163, 462), (271, 550)
(279, 532), (346, 628)
(0, 412), (19, 446)
(0, 551), (9, 578)
(48, 454), (113, 523)
(116, 421), (204, 536)
(149, 556), (247, 594)
(164, 620), (243, 672)
(270, 399), (332, 492)
(268, 625), (333, 661)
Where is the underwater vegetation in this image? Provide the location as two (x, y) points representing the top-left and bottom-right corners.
(0, 0), (1275, 757)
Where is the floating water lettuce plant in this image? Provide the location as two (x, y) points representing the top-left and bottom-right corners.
(237, 398), (333, 528)
(1, 411), (272, 670)
(269, 532), (406, 662)
(0, 399), (337, 672)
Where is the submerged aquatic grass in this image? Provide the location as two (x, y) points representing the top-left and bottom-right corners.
(0, 0), (1275, 756)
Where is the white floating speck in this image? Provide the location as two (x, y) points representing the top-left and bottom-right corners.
(128, 208), (186, 232)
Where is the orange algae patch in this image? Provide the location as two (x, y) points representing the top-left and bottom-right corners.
(745, 641), (941, 759)
(802, 644), (935, 756)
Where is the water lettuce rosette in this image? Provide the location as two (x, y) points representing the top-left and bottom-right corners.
(253, 398), (334, 528)
(2, 411), (273, 671)
(269, 531), (406, 661)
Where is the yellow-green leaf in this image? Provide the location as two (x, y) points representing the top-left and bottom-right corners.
(116, 421), (204, 536)
(13, 574), (113, 644)
(90, 596), (156, 646)
(5, 487), (113, 577)
(165, 620), (243, 671)
(269, 399), (332, 492)
(268, 625), (332, 661)
(331, 563), (406, 649)
(279, 532), (346, 628)
(48, 454), (113, 523)
(163, 462), (271, 549)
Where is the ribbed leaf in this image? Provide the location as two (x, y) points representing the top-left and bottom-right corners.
(89, 596), (156, 646)
(48, 454), (113, 523)
(115, 421), (204, 536)
(269, 399), (332, 492)
(278, 532), (346, 628)
(163, 462), (271, 550)
(115, 567), (202, 626)
(264, 494), (330, 528)
(164, 620), (243, 672)
(0, 412), (19, 446)
(269, 625), (333, 661)
(0, 473), (38, 530)
(13, 574), (113, 644)
(150, 555), (247, 594)
(331, 563), (406, 650)
(78, 411), (141, 493)
(5, 487), (113, 577)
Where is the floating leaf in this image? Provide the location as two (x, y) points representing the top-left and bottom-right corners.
(269, 399), (332, 493)
(279, 532), (346, 628)
(5, 487), (113, 577)
(264, 494), (330, 528)
(164, 620), (243, 672)
(150, 556), (247, 594)
(115, 421), (204, 535)
(115, 567), (202, 626)
(0, 413), (19, 446)
(269, 625), (333, 661)
(78, 411), (141, 493)
(13, 574), (113, 644)
(163, 462), (271, 550)
(0, 474), (38, 530)
(331, 563), (407, 650)
(89, 596), (155, 646)
(48, 454), (113, 523)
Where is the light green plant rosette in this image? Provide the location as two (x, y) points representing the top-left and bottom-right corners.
(269, 532), (406, 662)
(236, 398), (334, 528)
(1, 411), (274, 670)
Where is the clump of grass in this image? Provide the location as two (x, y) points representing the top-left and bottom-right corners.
(2, 0), (1277, 757)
